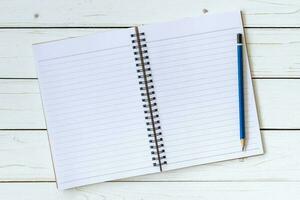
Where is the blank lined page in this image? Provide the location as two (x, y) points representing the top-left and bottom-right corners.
(139, 11), (263, 171)
(33, 28), (158, 189)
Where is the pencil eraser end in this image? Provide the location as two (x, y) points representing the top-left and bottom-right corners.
(237, 33), (242, 43)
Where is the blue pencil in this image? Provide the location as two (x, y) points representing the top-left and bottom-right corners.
(237, 33), (246, 151)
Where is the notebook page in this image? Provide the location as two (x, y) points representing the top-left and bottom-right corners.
(33, 28), (158, 189)
(139, 11), (263, 171)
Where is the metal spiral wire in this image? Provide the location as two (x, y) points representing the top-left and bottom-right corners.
(131, 30), (167, 169)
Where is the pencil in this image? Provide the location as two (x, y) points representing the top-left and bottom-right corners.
(237, 33), (246, 151)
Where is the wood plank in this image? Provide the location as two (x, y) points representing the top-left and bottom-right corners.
(253, 79), (300, 129)
(0, 182), (300, 199)
(246, 28), (300, 78)
(1, 130), (300, 182)
(1, 79), (299, 129)
(0, 80), (45, 129)
(0, 28), (300, 78)
(0, 130), (53, 181)
(1, 0), (300, 27)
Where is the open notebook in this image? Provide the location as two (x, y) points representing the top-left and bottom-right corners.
(33, 11), (263, 189)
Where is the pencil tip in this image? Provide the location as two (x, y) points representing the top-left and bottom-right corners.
(241, 139), (246, 151)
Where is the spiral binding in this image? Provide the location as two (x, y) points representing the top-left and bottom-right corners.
(131, 27), (167, 171)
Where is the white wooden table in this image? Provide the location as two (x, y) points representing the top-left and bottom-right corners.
(1, 0), (300, 199)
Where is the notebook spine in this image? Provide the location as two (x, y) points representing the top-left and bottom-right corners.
(131, 27), (167, 171)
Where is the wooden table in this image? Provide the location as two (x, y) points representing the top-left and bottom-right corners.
(1, 0), (300, 199)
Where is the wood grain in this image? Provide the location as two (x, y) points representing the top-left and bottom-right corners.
(1, 0), (300, 27)
(0, 182), (300, 200)
(1, 79), (300, 129)
(0, 80), (45, 129)
(0, 28), (300, 78)
(0, 130), (53, 181)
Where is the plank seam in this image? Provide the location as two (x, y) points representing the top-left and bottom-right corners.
(2, 77), (300, 80)
(0, 129), (47, 131)
(1, 128), (300, 131)
(0, 26), (299, 29)
(1, 180), (300, 183)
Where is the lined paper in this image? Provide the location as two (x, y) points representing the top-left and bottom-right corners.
(139, 11), (263, 171)
(33, 28), (158, 189)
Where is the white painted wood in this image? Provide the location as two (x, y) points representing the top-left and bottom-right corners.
(0, 182), (300, 200)
(252, 79), (300, 129)
(0, 131), (54, 181)
(0, 28), (299, 78)
(1, 79), (300, 129)
(1, 0), (300, 27)
(1, 130), (300, 182)
(0, 80), (45, 129)
(247, 28), (300, 78)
